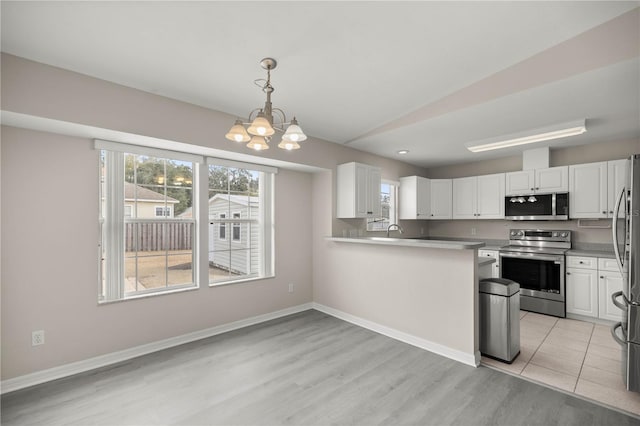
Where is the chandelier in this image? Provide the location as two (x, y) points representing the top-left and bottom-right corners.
(225, 57), (307, 151)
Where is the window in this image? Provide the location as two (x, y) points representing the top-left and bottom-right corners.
(98, 142), (198, 302)
(232, 212), (241, 241)
(98, 140), (276, 301)
(155, 206), (172, 217)
(367, 181), (398, 231)
(207, 161), (274, 284)
(219, 213), (226, 240)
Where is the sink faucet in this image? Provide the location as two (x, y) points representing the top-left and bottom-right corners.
(386, 223), (404, 238)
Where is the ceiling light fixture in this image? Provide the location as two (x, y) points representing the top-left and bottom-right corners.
(225, 58), (307, 152)
(465, 119), (586, 153)
(397, 150), (409, 155)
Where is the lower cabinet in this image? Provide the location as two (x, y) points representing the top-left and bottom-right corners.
(565, 256), (623, 321)
(478, 249), (500, 279)
(566, 267), (598, 317)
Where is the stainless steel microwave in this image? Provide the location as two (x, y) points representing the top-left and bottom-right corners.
(504, 192), (569, 220)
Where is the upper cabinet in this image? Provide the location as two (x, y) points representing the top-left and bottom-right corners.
(569, 159), (627, 219)
(399, 176), (430, 220)
(452, 173), (505, 219)
(505, 166), (568, 195)
(336, 162), (381, 218)
(430, 179), (453, 219)
(398, 177), (452, 220)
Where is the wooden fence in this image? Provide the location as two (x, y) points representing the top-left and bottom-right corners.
(125, 222), (193, 252)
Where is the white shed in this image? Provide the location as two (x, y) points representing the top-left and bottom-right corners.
(208, 194), (260, 276)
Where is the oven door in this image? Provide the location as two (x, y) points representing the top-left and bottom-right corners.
(499, 251), (565, 302)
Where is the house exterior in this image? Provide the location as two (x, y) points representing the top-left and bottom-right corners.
(124, 182), (179, 218)
(207, 194), (260, 276)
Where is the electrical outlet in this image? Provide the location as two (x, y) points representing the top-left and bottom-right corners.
(288, 283), (294, 293)
(471, 227), (477, 236)
(32, 330), (45, 346)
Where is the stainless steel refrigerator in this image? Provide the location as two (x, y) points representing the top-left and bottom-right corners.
(611, 154), (640, 393)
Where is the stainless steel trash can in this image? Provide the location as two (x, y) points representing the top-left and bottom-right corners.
(479, 278), (520, 363)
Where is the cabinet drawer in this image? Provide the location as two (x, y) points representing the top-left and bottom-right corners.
(598, 257), (620, 272)
(478, 250), (498, 260)
(566, 256), (597, 269)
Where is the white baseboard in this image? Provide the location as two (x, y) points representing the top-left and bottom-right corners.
(313, 302), (480, 368)
(1, 303), (313, 394)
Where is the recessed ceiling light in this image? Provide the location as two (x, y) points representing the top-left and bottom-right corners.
(397, 150), (409, 155)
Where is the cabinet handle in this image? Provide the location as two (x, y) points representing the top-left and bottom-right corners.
(536, 187), (539, 190)
(600, 276), (604, 279)
(610, 211), (614, 214)
(579, 261), (583, 264)
(602, 211), (607, 214)
(530, 188), (534, 191)
(431, 214), (434, 217)
(566, 272), (571, 275)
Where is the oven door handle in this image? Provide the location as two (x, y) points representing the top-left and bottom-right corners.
(499, 252), (564, 263)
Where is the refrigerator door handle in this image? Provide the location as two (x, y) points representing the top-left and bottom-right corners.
(611, 322), (627, 347)
(612, 186), (626, 274)
(611, 290), (630, 311)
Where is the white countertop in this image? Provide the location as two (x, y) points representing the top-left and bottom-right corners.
(326, 237), (485, 250)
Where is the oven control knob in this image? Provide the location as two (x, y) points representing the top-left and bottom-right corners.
(510, 231), (517, 236)
(552, 232), (559, 237)
(517, 231), (524, 236)
(560, 232), (568, 238)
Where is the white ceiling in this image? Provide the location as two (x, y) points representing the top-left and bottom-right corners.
(2, 1), (639, 168)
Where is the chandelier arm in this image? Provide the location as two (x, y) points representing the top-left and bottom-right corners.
(271, 108), (288, 127)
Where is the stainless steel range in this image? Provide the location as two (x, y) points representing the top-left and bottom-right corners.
(499, 229), (571, 318)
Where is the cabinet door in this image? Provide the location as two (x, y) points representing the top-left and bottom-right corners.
(367, 166), (382, 217)
(608, 159), (628, 218)
(452, 177), (477, 219)
(430, 179), (452, 219)
(569, 162), (608, 219)
(505, 170), (535, 195)
(478, 250), (500, 278)
(355, 163), (371, 217)
(399, 176), (430, 220)
(535, 166), (568, 192)
(566, 267), (598, 317)
(599, 271), (623, 321)
(476, 173), (505, 219)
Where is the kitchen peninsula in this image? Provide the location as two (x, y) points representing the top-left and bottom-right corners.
(317, 237), (486, 367)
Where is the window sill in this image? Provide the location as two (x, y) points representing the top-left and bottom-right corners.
(98, 284), (199, 305)
(209, 274), (275, 288)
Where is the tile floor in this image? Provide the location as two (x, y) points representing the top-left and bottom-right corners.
(481, 311), (640, 417)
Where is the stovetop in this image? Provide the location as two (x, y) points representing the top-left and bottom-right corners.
(500, 228), (572, 255)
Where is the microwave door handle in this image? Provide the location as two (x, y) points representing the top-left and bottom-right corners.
(612, 186), (625, 274)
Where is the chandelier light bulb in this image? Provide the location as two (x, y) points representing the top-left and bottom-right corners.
(247, 135), (270, 151)
(225, 119), (250, 143)
(247, 113), (275, 137)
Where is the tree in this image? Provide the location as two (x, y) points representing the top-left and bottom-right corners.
(124, 155), (194, 216)
(208, 166), (259, 196)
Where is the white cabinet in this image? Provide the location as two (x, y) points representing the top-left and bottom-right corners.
(478, 249), (500, 278)
(430, 179), (452, 219)
(336, 162), (381, 218)
(453, 173), (505, 219)
(569, 160), (627, 219)
(598, 257), (623, 321)
(505, 166), (568, 195)
(608, 159), (628, 218)
(569, 162), (608, 219)
(399, 176), (430, 220)
(566, 255), (623, 320)
(566, 266), (599, 318)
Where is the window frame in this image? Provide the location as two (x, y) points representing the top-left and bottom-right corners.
(232, 212), (241, 242)
(97, 139), (278, 303)
(366, 179), (399, 232)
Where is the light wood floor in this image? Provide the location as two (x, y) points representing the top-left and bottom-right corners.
(2, 310), (638, 425)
